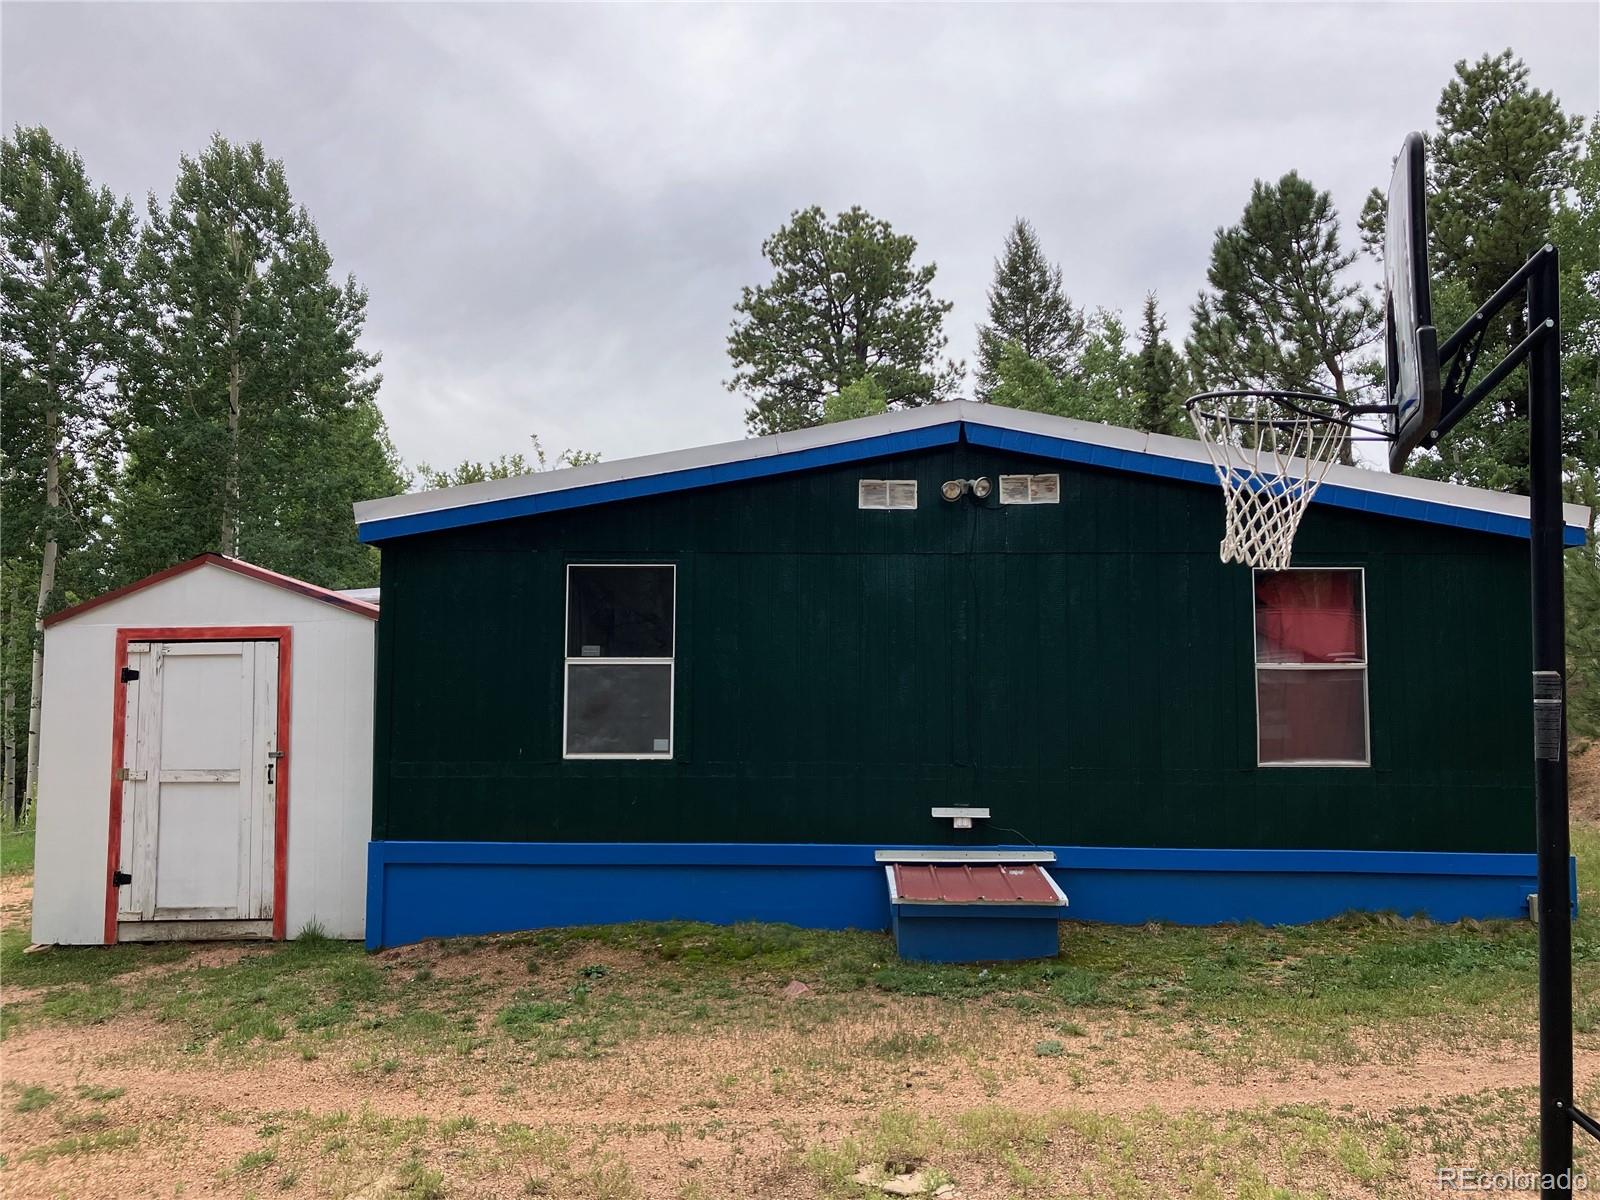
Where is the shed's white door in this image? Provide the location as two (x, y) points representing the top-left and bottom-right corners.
(116, 641), (278, 933)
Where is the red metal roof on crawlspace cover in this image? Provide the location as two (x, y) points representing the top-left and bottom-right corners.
(892, 862), (1061, 905)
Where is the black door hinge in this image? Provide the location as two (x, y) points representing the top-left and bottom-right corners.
(121, 667), (140, 683)
(112, 871), (132, 887)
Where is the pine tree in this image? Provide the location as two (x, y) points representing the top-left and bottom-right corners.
(989, 310), (1138, 428)
(974, 219), (1084, 401)
(1555, 123), (1600, 739)
(1555, 123), (1600, 533)
(1569, 547), (1600, 741)
(1131, 293), (1186, 436)
(1358, 52), (1585, 495)
(1430, 52), (1583, 304)
(118, 135), (403, 587)
(727, 206), (961, 434)
(1187, 171), (1378, 464)
(1, 126), (135, 813)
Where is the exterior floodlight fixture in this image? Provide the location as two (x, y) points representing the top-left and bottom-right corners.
(941, 478), (992, 503)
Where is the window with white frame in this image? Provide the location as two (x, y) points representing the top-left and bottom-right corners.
(564, 565), (675, 758)
(1253, 568), (1369, 767)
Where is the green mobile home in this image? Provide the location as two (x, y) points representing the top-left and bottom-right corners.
(355, 402), (1588, 949)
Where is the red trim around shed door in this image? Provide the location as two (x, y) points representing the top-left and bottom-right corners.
(103, 626), (294, 944)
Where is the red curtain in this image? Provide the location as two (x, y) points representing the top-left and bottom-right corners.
(1255, 570), (1367, 763)
(1255, 571), (1363, 664)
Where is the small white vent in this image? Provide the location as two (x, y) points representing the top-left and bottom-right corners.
(999, 475), (1032, 505)
(859, 479), (917, 510)
(999, 473), (1061, 505)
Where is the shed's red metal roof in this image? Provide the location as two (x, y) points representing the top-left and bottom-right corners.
(892, 862), (1062, 905)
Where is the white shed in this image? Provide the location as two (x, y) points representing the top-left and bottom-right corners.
(32, 554), (377, 945)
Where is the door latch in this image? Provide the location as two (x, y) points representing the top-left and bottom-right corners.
(112, 871), (132, 887)
(117, 768), (147, 782)
(266, 751), (284, 785)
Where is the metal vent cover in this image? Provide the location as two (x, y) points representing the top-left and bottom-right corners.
(999, 474), (1060, 505)
(859, 479), (917, 510)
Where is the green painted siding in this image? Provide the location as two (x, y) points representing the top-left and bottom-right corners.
(373, 443), (1533, 853)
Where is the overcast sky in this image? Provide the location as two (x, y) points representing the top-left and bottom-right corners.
(4, 3), (1596, 474)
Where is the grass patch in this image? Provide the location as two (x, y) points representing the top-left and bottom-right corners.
(12, 1084), (56, 1112)
(74, 1083), (126, 1102)
(1, 907), (1580, 1065)
(39, 984), (124, 1025)
(864, 1029), (942, 1060)
(1, 825), (34, 876)
(144, 937), (381, 1049)
(0, 925), (188, 991)
(3, 819), (1596, 1073)
(20, 1127), (139, 1163)
(507, 921), (892, 989)
(490, 908), (1581, 1066)
(238, 1147), (278, 1172)
(800, 1099), (1474, 1198)
(499, 998), (569, 1038)
(395, 1156), (446, 1199)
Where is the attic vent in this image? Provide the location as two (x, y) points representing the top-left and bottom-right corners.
(859, 479), (918, 510)
(999, 474), (1060, 505)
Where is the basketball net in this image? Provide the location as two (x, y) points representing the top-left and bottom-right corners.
(1187, 393), (1351, 572)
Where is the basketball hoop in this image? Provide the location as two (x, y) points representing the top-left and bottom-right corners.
(1185, 389), (1391, 571)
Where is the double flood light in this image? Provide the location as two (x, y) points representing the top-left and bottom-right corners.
(940, 477), (992, 502)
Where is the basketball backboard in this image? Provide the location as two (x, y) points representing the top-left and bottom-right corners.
(1384, 132), (1442, 473)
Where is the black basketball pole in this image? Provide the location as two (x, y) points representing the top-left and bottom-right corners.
(1429, 241), (1588, 1196)
(1528, 245), (1575, 1198)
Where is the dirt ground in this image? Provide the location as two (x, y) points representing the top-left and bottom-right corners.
(2, 1009), (1591, 1200)
(4, 748), (1598, 1199)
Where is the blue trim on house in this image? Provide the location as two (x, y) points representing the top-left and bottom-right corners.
(359, 418), (1587, 546)
(960, 424), (1588, 547)
(357, 425), (962, 543)
(364, 840), (1573, 950)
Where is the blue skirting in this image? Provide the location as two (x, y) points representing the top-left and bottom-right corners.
(364, 841), (1574, 950)
(892, 904), (1066, 963)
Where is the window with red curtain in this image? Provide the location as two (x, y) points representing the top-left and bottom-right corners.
(1254, 569), (1368, 765)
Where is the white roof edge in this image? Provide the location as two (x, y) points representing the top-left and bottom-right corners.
(356, 403), (966, 526)
(356, 400), (1590, 534)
